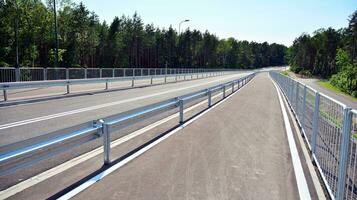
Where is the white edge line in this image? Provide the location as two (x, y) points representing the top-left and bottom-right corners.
(57, 75), (255, 200)
(270, 76), (311, 200)
(0, 73), (250, 130)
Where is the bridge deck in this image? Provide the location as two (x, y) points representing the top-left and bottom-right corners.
(70, 73), (311, 200)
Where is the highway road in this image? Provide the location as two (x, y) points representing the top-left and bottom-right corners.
(1, 73), (225, 102)
(0, 72), (249, 147)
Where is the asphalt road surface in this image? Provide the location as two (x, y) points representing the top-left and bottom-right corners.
(1, 72), (319, 200)
(0, 72), (249, 147)
(70, 73), (309, 200)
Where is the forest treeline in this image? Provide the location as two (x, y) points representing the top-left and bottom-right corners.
(0, 0), (287, 69)
(288, 9), (357, 97)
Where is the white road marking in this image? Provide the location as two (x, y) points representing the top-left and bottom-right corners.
(58, 74), (254, 200)
(271, 77), (311, 200)
(0, 79), (251, 199)
(0, 73), (248, 130)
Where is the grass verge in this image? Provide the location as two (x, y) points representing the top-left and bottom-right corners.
(317, 80), (357, 101)
(280, 70), (290, 77)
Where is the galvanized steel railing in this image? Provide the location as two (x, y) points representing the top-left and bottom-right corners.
(0, 69), (232, 101)
(270, 71), (357, 200)
(0, 73), (255, 177)
(0, 67), (232, 82)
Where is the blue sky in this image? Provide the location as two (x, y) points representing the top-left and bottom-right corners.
(73, 0), (356, 46)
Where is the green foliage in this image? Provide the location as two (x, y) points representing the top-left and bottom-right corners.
(289, 9), (357, 98)
(0, 0), (287, 68)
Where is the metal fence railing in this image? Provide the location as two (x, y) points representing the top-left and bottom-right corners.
(0, 70), (233, 102)
(270, 71), (357, 200)
(0, 73), (255, 179)
(0, 67), (232, 83)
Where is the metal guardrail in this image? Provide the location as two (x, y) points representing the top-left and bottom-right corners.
(0, 73), (255, 177)
(0, 67), (232, 82)
(270, 71), (357, 200)
(0, 69), (232, 101)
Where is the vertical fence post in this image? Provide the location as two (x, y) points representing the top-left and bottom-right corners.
(336, 107), (352, 200)
(102, 123), (111, 165)
(84, 68), (87, 79)
(311, 92), (320, 154)
(15, 68), (20, 82)
(112, 68), (115, 78)
(43, 68), (47, 80)
(132, 76), (134, 87)
(179, 99), (184, 124)
(232, 82), (234, 93)
(150, 76), (153, 85)
(208, 89), (212, 107)
(66, 81), (70, 94)
(295, 82), (300, 113)
(302, 85), (307, 131)
(66, 68), (69, 80)
(100, 68), (103, 78)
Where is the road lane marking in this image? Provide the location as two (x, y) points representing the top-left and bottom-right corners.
(58, 74), (254, 200)
(0, 73), (248, 130)
(0, 80), (252, 199)
(271, 77), (311, 200)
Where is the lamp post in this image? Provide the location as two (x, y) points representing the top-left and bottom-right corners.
(178, 19), (190, 69)
(178, 19), (190, 35)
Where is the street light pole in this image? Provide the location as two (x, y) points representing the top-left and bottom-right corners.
(53, 0), (59, 67)
(178, 19), (190, 69)
(178, 19), (190, 35)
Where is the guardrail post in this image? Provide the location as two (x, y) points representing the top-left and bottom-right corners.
(102, 122), (111, 165)
(66, 81), (70, 94)
(179, 99), (184, 124)
(232, 82), (234, 93)
(132, 76), (134, 87)
(223, 85), (226, 98)
(208, 89), (212, 107)
(311, 92), (320, 154)
(43, 68), (47, 80)
(150, 76), (153, 85)
(85, 68), (87, 79)
(15, 68), (20, 82)
(112, 68), (115, 78)
(3, 90), (7, 101)
(141, 69), (143, 77)
(105, 80), (108, 90)
(100, 69), (103, 78)
(302, 85), (307, 130)
(336, 107), (352, 200)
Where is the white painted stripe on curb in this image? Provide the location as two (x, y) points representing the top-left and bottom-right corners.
(0, 73), (248, 130)
(58, 76), (254, 200)
(271, 77), (311, 200)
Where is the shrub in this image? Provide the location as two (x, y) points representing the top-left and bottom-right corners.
(330, 64), (357, 96)
(299, 70), (312, 78)
(290, 65), (302, 73)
